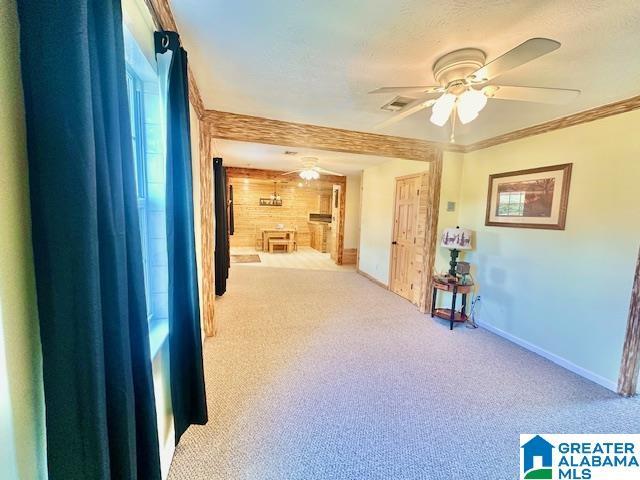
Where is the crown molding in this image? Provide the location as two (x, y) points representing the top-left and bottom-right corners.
(202, 94), (640, 159)
(141, 2), (640, 153)
(463, 94), (640, 152)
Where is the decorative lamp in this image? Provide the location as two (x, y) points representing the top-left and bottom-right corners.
(440, 226), (473, 276)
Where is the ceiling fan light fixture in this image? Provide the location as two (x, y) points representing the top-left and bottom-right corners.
(456, 106), (478, 124)
(299, 169), (319, 181)
(429, 93), (456, 127)
(459, 87), (488, 113)
(456, 88), (487, 124)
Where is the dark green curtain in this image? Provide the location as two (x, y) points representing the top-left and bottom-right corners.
(156, 31), (208, 443)
(18, 1), (161, 478)
(214, 158), (230, 296)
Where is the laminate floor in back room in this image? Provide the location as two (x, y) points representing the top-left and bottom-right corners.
(230, 246), (355, 271)
(168, 266), (639, 480)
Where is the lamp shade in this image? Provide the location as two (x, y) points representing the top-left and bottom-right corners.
(441, 227), (473, 250)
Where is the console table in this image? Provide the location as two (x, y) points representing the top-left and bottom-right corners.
(431, 280), (473, 330)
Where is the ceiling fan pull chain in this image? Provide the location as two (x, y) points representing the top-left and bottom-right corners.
(450, 104), (457, 143)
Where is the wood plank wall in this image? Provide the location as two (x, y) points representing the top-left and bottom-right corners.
(228, 177), (333, 248)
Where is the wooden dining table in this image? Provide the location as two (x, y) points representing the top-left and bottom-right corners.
(261, 228), (296, 252)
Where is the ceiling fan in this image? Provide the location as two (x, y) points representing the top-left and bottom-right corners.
(370, 38), (580, 141)
(281, 157), (343, 180)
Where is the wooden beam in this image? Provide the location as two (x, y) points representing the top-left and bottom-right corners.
(226, 166), (346, 185)
(203, 109), (463, 160)
(419, 152), (442, 313)
(618, 247), (640, 397)
(198, 122), (216, 336)
(143, 0), (205, 118)
(464, 94), (640, 152)
(336, 183), (346, 265)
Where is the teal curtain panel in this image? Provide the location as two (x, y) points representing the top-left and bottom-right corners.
(156, 31), (208, 443)
(17, 1), (161, 478)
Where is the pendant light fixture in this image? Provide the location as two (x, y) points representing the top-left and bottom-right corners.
(270, 181), (281, 202)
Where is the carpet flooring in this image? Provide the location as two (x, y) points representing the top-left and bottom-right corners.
(168, 266), (639, 480)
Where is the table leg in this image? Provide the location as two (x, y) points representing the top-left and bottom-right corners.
(450, 288), (457, 330)
(431, 287), (437, 317)
(461, 293), (468, 321)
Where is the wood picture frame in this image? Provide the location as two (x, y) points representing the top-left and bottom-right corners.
(485, 163), (572, 230)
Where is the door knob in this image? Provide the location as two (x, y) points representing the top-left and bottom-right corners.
(391, 241), (397, 245)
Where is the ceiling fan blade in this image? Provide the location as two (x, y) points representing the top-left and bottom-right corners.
(316, 167), (344, 176)
(374, 94), (439, 129)
(280, 170), (301, 176)
(484, 85), (580, 104)
(470, 38), (561, 82)
(369, 86), (442, 95)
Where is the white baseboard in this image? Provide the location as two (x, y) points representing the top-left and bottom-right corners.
(356, 269), (389, 289)
(160, 425), (175, 480)
(477, 320), (618, 393)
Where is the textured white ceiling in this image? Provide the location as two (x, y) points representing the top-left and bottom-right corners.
(213, 139), (389, 175)
(171, 0), (640, 145)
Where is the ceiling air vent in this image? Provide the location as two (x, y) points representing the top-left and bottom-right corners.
(380, 96), (415, 112)
(284, 150), (298, 155)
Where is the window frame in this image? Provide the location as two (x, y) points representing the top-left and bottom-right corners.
(125, 66), (152, 322)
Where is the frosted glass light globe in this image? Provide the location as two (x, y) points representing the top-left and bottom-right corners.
(457, 88), (487, 124)
(430, 93), (456, 126)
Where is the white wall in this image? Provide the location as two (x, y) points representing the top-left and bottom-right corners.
(0, 0), (48, 478)
(359, 158), (431, 285)
(437, 152), (465, 274)
(456, 110), (640, 389)
(344, 174), (361, 250)
(359, 112), (638, 391)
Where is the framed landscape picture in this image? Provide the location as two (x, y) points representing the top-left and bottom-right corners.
(485, 163), (572, 230)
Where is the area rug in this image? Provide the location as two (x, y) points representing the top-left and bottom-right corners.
(230, 254), (261, 264)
